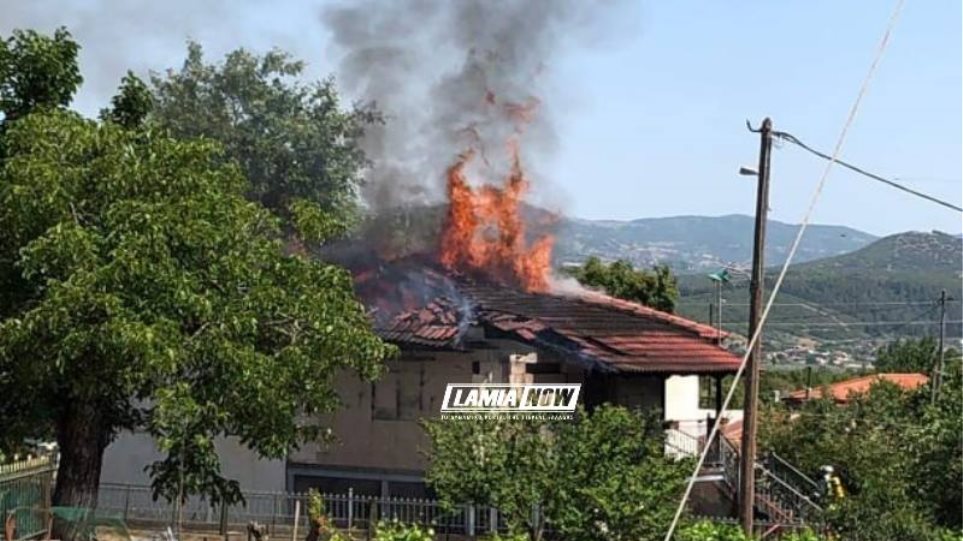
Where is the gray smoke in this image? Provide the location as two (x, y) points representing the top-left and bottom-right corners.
(323, 0), (630, 213)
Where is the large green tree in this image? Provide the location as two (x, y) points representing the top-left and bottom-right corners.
(424, 406), (689, 541)
(569, 257), (679, 313)
(0, 29), (393, 509)
(149, 42), (379, 222)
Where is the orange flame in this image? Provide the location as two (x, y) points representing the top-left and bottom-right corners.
(439, 129), (554, 292)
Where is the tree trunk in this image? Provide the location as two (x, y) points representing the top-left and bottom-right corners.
(52, 400), (110, 539)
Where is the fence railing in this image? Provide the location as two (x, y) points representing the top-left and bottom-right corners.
(96, 484), (513, 536)
(0, 456), (56, 541)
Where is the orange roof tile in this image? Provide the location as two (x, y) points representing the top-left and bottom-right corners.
(354, 260), (741, 375)
(785, 373), (929, 404)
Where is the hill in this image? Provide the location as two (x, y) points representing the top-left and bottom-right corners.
(351, 208), (878, 273)
(676, 231), (963, 359)
(554, 214), (876, 272)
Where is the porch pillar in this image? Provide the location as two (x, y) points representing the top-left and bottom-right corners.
(714, 375), (723, 417)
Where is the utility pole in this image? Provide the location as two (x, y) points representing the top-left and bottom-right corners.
(934, 289), (947, 400)
(715, 280), (723, 344)
(739, 117), (773, 535)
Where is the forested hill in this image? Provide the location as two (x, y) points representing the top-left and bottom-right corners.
(676, 231), (963, 346)
(554, 214), (876, 272)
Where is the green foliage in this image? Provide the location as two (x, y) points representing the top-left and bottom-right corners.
(760, 363), (963, 540)
(307, 489), (325, 525)
(874, 337), (939, 373)
(424, 406), (689, 541)
(149, 42), (379, 221)
(677, 521), (828, 541)
(0, 109), (394, 504)
(0, 27), (82, 121)
(570, 257), (679, 312)
(677, 521), (751, 541)
(373, 520), (434, 541)
(100, 71), (153, 130)
(424, 415), (553, 538)
(548, 406), (690, 541)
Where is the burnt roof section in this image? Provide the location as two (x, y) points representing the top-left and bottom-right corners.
(355, 260), (741, 374)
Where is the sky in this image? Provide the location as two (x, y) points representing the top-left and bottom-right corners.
(1, 0), (960, 237)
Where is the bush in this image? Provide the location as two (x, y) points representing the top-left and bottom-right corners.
(374, 520), (435, 541)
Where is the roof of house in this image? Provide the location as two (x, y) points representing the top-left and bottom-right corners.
(356, 260), (741, 375)
(784, 373), (929, 403)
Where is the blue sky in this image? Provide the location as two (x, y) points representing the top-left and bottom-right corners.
(3, 1), (960, 236)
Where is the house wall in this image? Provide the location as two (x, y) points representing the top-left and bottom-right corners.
(664, 375), (701, 421)
(100, 432), (285, 491)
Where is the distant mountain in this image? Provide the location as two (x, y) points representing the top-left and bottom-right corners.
(676, 231), (963, 350)
(554, 214), (877, 272)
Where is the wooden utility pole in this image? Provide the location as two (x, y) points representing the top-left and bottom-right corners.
(934, 289), (947, 400)
(739, 117), (773, 534)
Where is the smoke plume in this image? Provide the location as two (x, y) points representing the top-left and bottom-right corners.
(322, 0), (628, 214)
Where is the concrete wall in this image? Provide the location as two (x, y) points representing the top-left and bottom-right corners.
(664, 375), (701, 421)
(100, 432), (285, 491)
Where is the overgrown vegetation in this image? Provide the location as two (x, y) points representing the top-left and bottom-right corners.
(760, 356), (962, 540)
(568, 256), (679, 312)
(424, 405), (690, 541)
(0, 27), (393, 511)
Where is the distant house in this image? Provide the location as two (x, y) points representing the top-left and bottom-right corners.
(718, 372), (930, 449)
(783, 373), (929, 405)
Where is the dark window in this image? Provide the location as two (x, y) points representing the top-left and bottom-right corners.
(472, 361), (480, 374)
(387, 481), (435, 499)
(525, 363), (561, 374)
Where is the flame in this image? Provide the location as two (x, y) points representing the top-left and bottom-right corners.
(438, 115), (554, 292)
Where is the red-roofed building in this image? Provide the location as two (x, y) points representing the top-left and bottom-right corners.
(784, 373), (929, 405)
(288, 260), (742, 496)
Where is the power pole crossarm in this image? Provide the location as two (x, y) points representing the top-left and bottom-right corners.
(739, 117), (773, 535)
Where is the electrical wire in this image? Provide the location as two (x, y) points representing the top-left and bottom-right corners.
(677, 301), (958, 307)
(663, 1), (907, 537)
(774, 131), (963, 213)
(720, 320), (960, 327)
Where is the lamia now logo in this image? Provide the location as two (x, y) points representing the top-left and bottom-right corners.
(441, 384), (581, 413)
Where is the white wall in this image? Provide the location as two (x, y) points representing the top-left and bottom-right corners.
(100, 431), (285, 492)
(663, 375), (701, 421)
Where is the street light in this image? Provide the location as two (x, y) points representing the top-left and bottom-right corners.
(739, 166), (758, 176)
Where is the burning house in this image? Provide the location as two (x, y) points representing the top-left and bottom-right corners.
(287, 253), (741, 496)
(287, 110), (741, 496)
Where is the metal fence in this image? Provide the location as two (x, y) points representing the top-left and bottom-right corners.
(0, 456), (56, 541)
(97, 484), (513, 537)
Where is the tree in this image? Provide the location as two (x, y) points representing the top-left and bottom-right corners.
(100, 71), (152, 130)
(424, 406), (690, 541)
(759, 367), (962, 540)
(0, 27), (82, 123)
(423, 416), (553, 540)
(569, 257), (679, 313)
(548, 406), (690, 541)
(874, 337), (940, 373)
(0, 107), (393, 508)
(149, 42), (379, 222)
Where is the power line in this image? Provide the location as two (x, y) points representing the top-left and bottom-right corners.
(664, 1), (907, 536)
(677, 301), (958, 307)
(720, 320), (961, 327)
(774, 130), (963, 212)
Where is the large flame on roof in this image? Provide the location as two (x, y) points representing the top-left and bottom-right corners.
(438, 96), (553, 292)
